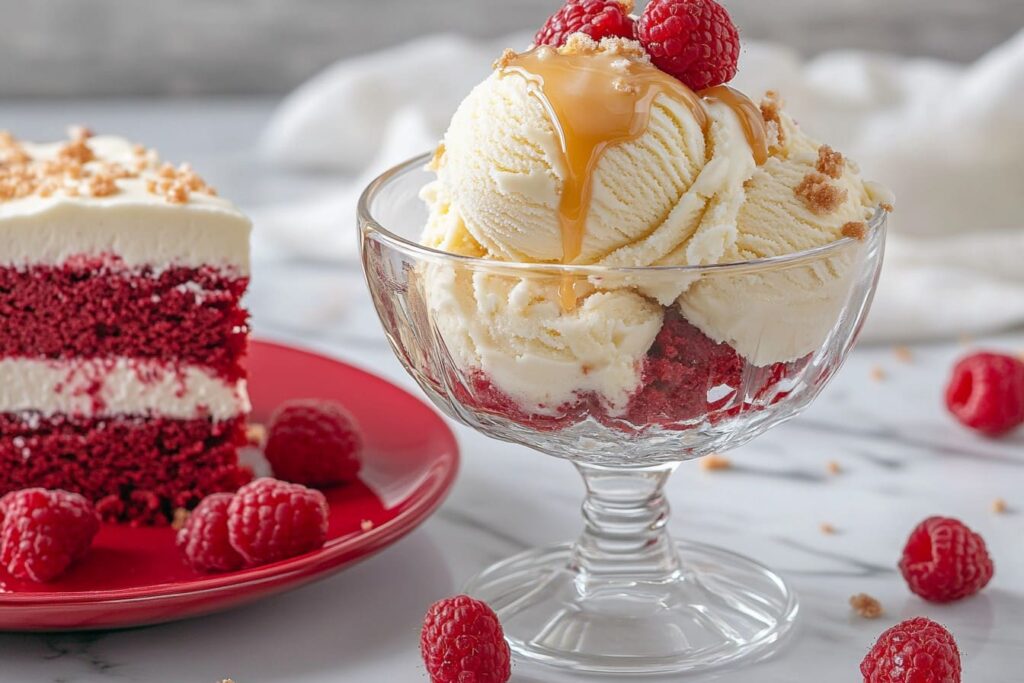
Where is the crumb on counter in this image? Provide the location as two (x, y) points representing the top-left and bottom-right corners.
(827, 460), (842, 475)
(870, 366), (886, 382)
(893, 346), (913, 363)
(701, 454), (733, 471)
(849, 593), (884, 619)
(992, 498), (1009, 514)
(820, 522), (837, 535)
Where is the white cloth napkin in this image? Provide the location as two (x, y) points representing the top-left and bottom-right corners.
(255, 30), (1024, 343)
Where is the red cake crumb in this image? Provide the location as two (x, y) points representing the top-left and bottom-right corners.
(623, 311), (798, 426)
(0, 413), (250, 525)
(0, 259), (248, 381)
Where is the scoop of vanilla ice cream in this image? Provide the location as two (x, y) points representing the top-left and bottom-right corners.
(678, 111), (887, 365)
(429, 40), (757, 289)
(423, 260), (663, 416)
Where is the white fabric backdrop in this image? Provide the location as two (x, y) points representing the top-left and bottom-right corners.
(254, 30), (1024, 343)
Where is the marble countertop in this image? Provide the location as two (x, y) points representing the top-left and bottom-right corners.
(1, 100), (1022, 682)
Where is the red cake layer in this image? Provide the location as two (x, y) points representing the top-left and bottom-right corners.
(0, 413), (251, 525)
(0, 258), (248, 381)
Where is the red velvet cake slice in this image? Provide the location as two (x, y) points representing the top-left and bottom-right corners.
(0, 128), (251, 524)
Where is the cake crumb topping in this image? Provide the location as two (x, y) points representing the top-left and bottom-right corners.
(0, 128), (218, 205)
(795, 171), (848, 215)
(816, 145), (845, 179)
(849, 593), (884, 619)
(841, 221), (868, 240)
(760, 91), (786, 152)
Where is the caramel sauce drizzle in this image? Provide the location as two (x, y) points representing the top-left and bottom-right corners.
(699, 85), (769, 165)
(501, 47), (767, 311)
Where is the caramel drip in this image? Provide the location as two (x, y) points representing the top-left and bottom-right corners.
(699, 85), (769, 166)
(502, 47), (708, 310)
(501, 48), (769, 311)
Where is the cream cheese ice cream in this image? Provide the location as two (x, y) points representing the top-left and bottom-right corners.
(418, 31), (891, 421)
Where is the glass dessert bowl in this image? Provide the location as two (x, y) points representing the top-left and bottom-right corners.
(359, 154), (887, 675)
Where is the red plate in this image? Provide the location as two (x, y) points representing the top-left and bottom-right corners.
(0, 340), (459, 631)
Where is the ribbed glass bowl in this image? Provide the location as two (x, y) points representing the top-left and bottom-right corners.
(359, 153), (886, 675)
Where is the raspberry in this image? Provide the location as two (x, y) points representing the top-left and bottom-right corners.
(177, 493), (244, 572)
(636, 0), (740, 90)
(945, 352), (1024, 436)
(899, 516), (994, 603)
(0, 488), (99, 582)
(860, 617), (961, 683)
(534, 0), (635, 48)
(421, 595), (511, 683)
(265, 400), (363, 487)
(226, 478), (328, 566)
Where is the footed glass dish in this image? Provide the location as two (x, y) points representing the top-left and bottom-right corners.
(359, 153), (886, 675)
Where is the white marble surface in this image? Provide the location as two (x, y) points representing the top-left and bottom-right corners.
(1, 100), (1022, 682)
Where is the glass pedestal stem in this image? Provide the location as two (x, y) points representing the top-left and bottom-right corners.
(570, 462), (682, 590)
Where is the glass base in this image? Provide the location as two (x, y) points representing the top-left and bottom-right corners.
(464, 540), (799, 675)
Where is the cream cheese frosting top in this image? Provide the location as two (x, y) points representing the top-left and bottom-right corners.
(0, 133), (251, 273)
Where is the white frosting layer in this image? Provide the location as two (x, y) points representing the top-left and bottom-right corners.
(0, 136), (251, 273)
(0, 357), (249, 421)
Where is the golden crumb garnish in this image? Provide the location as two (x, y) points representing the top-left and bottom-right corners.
(893, 346), (913, 363)
(0, 130), (212, 205)
(760, 91), (786, 151)
(841, 221), (867, 240)
(827, 460), (842, 475)
(245, 424), (267, 447)
(870, 366), (886, 382)
(816, 145), (845, 179)
(820, 522), (837, 535)
(492, 48), (518, 71)
(361, 519), (374, 532)
(171, 508), (191, 531)
(849, 593), (883, 619)
(165, 180), (190, 204)
(66, 124), (94, 141)
(701, 454), (733, 471)
(58, 137), (95, 165)
(219, 679), (236, 683)
(992, 498), (1008, 514)
(880, 202), (895, 213)
(795, 171), (847, 215)
(88, 173), (118, 197)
